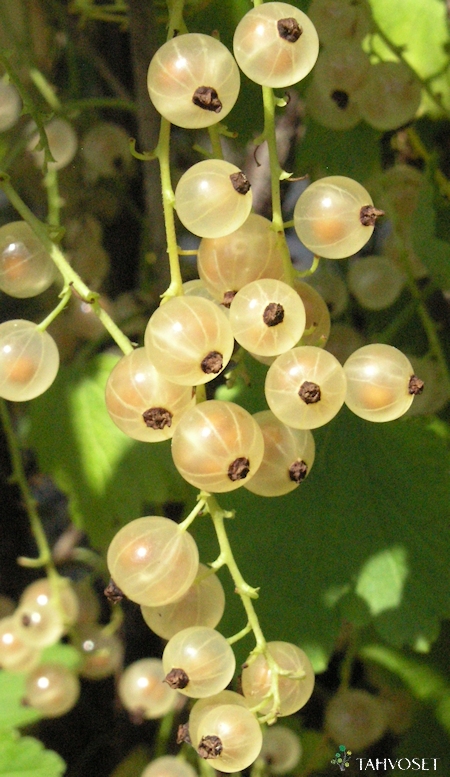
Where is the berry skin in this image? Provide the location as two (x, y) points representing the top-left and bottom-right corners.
(144, 296), (234, 386)
(244, 410), (315, 497)
(197, 213), (287, 302)
(147, 33), (240, 129)
(0, 221), (57, 298)
(265, 346), (347, 430)
(105, 347), (195, 442)
(106, 516), (199, 607)
(233, 2), (319, 88)
(162, 626), (236, 698)
(294, 176), (377, 259)
(0, 320), (59, 401)
(175, 160), (252, 239)
(229, 279), (306, 357)
(241, 641), (315, 716)
(171, 399), (265, 492)
(343, 344), (418, 422)
(141, 563), (225, 640)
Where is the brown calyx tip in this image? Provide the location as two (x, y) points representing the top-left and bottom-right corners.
(21, 613), (31, 627)
(198, 735), (223, 760)
(177, 723), (191, 745)
(289, 459), (308, 483)
(222, 290), (237, 308)
(360, 205), (385, 227)
(409, 374), (424, 395)
(192, 86), (222, 114)
(228, 456), (250, 481)
(230, 171), (251, 195)
(331, 89), (349, 110)
(201, 350), (223, 374)
(104, 578), (125, 604)
(299, 380), (321, 404)
(142, 406), (173, 430)
(277, 17), (302, 42)
(164, 667), (189, 690)
(263, 302), (285, 327)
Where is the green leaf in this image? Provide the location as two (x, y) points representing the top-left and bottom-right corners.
(26, 353), (194, 549)
(0, 730), (65, 777)
(0, 672), (41, 730)
(40, 643), (81, 672)
(208, 362), (450, 666)
(410, 181), (450, 288)
(360, 644), (448, 702)
(367, 0), (450, 114)
(295, 119), (382, 183)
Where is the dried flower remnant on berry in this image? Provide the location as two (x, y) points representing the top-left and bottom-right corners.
(142, 406), (173, 429)
(289, 460), (308, 483)
(228, 457), (250, 481)
(332, 90), (349, 109)
(230, 172), (251, 194)
(192, 86), (222, 113)
(198, 735), (223, 759)
(104, 578), (124, 604)
(263, 302), (285, 327)
(164, 667), (190, 689)
(222, 291), (236, 308)
(299, 381), (321, 404)
(409, 375), (425, 395)
(201, 350), (223, 374)
(277, 17), (302, 42)
(177, 723), (191, 745)
(360, 205), (385, 227)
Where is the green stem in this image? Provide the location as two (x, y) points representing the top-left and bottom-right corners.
(37, 287), (72, 331)
(0, 399), (56, 574)
(154, 709), (176, 759)
(202, 492), (306, 723)
(178, 497), (206, 532)
(208, 125), (224, 160)
(155, 118), (184, 300)
(260, 85), (295, 285)
(29, 69), (62, 111)
(0, 173), (134, 356)
(44, 167), (61, 228)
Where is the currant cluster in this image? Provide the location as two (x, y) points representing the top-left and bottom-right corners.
(0, 0), (432, 771)
(306, 0), (422, 131)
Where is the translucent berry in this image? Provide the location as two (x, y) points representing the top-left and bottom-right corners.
(265, 346), (347, 429)
(162, 626), (235, 698)
(106, 516), (199, 607)
(294, 176), (378, 259)
(233, 2), (319, 88)
(343, 344), (419, 422)
(145, 296), (234, 386)
(147, 33), (240, 129)
(118, 658), (179, 719)
(141, 563), (225, 640)
(0, 320), (59, 401)
(229, 279), (306, 357)
(244, 411), (315, 497)
(105, 347), (195, 442)
(175, 160), (252, 239)
(241, 641), (315, 716)
(171, 399), (265, 492)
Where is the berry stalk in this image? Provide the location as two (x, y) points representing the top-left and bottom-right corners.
(0, 174), (134, 355)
